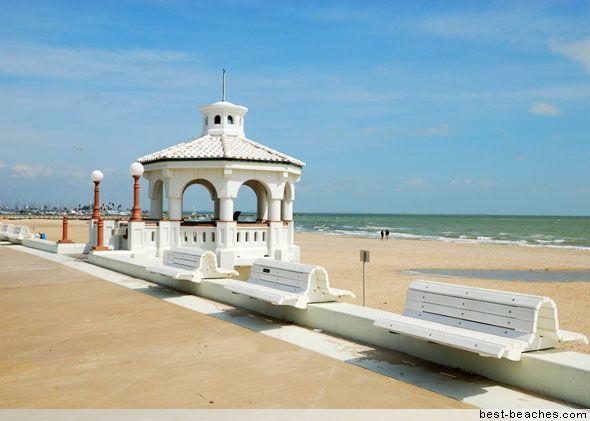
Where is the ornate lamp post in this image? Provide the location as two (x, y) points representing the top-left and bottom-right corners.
(129, 162), (144, 222)
(90, 170), (108, 251)
(91, 170), (104, 220)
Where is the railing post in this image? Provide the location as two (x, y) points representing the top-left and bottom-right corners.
(92, 181), (101, 220)
(131, 175), (142, 222)
(92, 216), (109, 251)
(58, 214), (72, 244)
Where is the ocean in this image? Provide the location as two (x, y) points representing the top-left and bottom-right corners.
(292, 214), (590, 250)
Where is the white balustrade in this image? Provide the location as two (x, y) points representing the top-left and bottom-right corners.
(179, 225), (217, 251)
(235, 225), (268, 248)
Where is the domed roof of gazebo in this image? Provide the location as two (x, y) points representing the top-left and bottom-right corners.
(137, 134), (304, 167)
(137, 98), (304, 167)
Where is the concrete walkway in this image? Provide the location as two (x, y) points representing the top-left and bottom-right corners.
(0, 246), (468, 408)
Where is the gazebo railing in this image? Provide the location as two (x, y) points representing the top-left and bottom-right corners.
(235, 225), (268, 248)
(179, 225), (217, 251)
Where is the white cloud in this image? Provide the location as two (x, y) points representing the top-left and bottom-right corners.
(478, 180), (496, 189)
(416, 8), (588, 48)
(502, 84), (590, 101)
(417, 123), (449, 137)
(7, 163), (92, 181)
(0, 43), (204, 87)
(11, 163), (53, 178)
(550, 38), (590, 73)
(60, 166), (87, 180)
(450, 178), (473, 188)
(400, 177), (434, 193)
(449, 179), (495, 189)
(529, 102), (562, 116)
(405, 177), (425, 187)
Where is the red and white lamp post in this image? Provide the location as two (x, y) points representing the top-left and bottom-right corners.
(90, 169), (109, 251)
(129, 162), (144, 222)
(91, 170), (103, 220)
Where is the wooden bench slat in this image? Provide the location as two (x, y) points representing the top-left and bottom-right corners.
(411, 280), (544, 309)
(405, 299), (536, 332)
(387, 312), (532, 348)
(251, 265), (310, 282)
(406, 290), (537, 321)
(253, 271), (309, 289)
(250, 277), (304, 294)
(374, 314), (525, 360)
(403, 309), (535, 342)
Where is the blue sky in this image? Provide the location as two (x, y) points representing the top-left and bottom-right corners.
(1, 0), (589, 215)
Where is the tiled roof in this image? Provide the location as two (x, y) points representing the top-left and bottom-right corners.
(138, 135), (305, 167)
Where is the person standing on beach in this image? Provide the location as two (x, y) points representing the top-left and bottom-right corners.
(380, 230), (384, 240)
(385, 229), (390, 240)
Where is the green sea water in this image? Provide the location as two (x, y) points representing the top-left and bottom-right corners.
(293, 214), (590, 250)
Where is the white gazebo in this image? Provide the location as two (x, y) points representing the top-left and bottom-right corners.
(125, 98), (304, 268)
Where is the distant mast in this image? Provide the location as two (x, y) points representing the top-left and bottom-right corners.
(222, 69), (226, 101)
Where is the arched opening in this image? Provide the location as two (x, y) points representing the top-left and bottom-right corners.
(182, 179), (217, 221)
(214, 115), (221, 124)
(282, 182), (294, 221)
(235, 180), (269, 222)
(150, 179), (164, 219)
(227, 115), (234, 124)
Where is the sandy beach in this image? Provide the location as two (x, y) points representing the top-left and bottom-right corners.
(5, 217), (590, 353)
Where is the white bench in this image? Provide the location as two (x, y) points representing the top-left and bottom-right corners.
(147, 247), (238, 283)
(224, 258), (355, 309)
(7, 225), (31, 242)
(373, 280), (588, 361)
(0, 223), (14, 240)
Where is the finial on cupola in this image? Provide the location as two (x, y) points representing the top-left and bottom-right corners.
(222, 69), (226, 102)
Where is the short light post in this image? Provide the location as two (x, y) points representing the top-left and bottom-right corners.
(91, 170), (104, 220)
(93, 216), (109, 251)
(90, 169), (108, 251)
(129, 162), (144, 222)
(360, 249), (370, 306)
(58, 213), (72, 244)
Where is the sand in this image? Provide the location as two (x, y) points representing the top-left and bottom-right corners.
(4, 217), (90, 244)
(5, 217), (590, 353)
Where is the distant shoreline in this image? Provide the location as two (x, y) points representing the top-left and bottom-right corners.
(294, 229), (590, 252)
(4, 214), (589, 251)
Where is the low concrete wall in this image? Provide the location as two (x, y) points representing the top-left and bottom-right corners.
(87, 252), (590, 407)
(22, 238), (89, 254)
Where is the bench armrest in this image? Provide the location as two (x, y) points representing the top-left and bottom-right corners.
(146, 265), (199, 282)
(326, 287), (356, 299)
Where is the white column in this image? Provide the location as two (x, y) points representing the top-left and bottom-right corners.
(219, 197), (234, 222)
(168, 197), (182, 221)
(269, 199), (282, 222)
(281, 199), (293, 221)
(214, 198), (220, 220)
(150, 196), (163, 219)
(257, 187), (268, 221)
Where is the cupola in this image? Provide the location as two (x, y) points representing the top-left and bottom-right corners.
(200, 100), (248, 137)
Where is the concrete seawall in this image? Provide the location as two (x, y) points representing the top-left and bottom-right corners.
(88, 251), (590, 407)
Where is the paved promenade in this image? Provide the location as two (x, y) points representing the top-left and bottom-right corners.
(0, 245), (467, 408)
